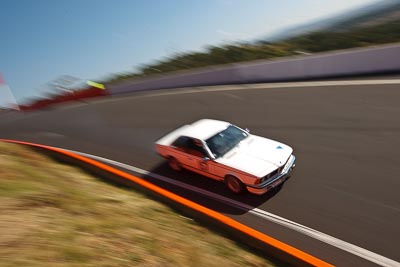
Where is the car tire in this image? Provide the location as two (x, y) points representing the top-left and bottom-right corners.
(224, 175), (246, 194)
(168, 157), (182, 171)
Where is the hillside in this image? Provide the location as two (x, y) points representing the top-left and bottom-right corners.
(0, 142), (277, 267)
(106, 1), (400, 84)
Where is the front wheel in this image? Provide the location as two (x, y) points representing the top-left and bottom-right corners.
(224, 175), (246, 194)
(168, 157), (182, 171)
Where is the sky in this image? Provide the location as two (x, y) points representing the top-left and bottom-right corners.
(0, 0), (378, 105)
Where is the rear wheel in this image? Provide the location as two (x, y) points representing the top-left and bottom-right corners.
(224, 175), (246, 194)
(168, 157), (182, 171)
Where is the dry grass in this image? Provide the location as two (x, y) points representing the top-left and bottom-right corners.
(0, 142), (277, 267)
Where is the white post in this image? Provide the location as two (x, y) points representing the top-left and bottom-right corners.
(0, 75), (20, 110)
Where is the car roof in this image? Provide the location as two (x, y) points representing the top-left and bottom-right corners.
(183, 119), (230, 140)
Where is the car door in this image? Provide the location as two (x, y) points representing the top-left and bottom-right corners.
(172, 136), (212, 176)
(185, 138), (225, 181)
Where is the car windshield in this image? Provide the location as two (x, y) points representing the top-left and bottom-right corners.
(206, 125), (249, 158)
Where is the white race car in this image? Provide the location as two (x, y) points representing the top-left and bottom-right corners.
(155, 119), (295, 195)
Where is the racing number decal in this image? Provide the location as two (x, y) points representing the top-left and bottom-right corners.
(199, 161), (208, 172)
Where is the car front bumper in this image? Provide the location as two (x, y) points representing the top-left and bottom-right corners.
(246, 154), (296, 195)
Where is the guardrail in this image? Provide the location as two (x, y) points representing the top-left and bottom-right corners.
(19, 87), (108, 111)
(110, 43), (400, 95)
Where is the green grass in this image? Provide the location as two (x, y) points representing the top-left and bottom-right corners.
(0, 142), (278, 267)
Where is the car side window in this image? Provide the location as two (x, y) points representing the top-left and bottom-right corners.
(172, 136), (207, 158)
(187, 138), (207, 158)
(172, 136), (190, 150)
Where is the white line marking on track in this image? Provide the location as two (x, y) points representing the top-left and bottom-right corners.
(103, 79), (400, 101)
(63, 148), (400, 267)
(87, 79), (400, 106)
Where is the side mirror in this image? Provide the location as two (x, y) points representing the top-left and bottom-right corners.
(245, 128), (250, 133)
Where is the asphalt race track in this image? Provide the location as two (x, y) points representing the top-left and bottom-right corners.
(1, 81), (399, 266)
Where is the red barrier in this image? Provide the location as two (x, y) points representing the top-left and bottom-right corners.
(19, 87), (108, 111)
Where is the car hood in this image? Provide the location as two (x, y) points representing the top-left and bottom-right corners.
(215, 135), (293, 177)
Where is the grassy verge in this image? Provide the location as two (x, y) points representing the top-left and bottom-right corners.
(0, 142), (277, 267)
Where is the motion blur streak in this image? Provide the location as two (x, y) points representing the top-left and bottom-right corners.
(0, 139), (334, 267)
(62, 147), (400, 267)
(100, 79), (400, 103)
